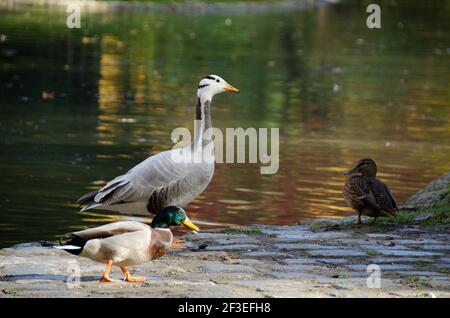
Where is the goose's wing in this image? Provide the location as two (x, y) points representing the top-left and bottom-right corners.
(72, 221), (149, 241)
(78, 148), (189, 209)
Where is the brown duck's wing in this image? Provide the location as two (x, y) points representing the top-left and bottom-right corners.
(72, 221), (149, 241)
(343, 175), (371, 210)
(371, 179), (399, 213)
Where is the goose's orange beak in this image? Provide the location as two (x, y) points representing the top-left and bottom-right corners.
(224, 83), (239, 93)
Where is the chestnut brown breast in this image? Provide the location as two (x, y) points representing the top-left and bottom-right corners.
(148, 229), (172, 260)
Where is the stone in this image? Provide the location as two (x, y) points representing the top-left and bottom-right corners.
(280, 258), (350, 266)
(281, 258), (318, 264)
(203, 244), (260, 251)
(201, 263), (256, 273)
(414, 213), (434, 223)
(275, 232), (350, 242)
(274, 243), (352, 250)
(345, 264), (414, 271)
(392, 239), (443, 245)
(432, 263), (450, 269)
(315, 258), (350, 265)
(376, 250), (443, 257)
(366, 233), (401, 238)
(306, 218), (340, 231)
(243, 251), (291, 258)
(210, 237), (260, 245)
(362, 244), (411, 251)
(271, 272), (324, 279)
(306, 249), (367, 257)
(397, 271), (445, 277)
(419, 245), (450, 251)
(369, 257), (434, 264)
(402, 172), (450, 209)
(272, 264), (330, 271)
(257, 226), (307, 235)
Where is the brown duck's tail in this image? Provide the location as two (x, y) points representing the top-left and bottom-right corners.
(380, 210), (396, 217)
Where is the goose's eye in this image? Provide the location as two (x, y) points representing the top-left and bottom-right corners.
(216, 79), (220, 83)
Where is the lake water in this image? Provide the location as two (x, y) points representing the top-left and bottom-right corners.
(0, 1), (449, 247)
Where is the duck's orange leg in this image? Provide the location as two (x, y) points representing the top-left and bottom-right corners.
(120, 267), (145, 282)
(99, 259), (113, 283)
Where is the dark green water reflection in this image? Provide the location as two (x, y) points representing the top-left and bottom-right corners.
(0, 1), (449, 247)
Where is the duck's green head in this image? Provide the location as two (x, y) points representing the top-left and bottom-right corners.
(151, 206), (199, 232)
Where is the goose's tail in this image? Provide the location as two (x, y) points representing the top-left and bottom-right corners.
(76, 189), (99, 212)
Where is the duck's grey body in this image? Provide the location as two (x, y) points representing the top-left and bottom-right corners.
(78, 98), (215, 216)
(71, 221), (173, 267)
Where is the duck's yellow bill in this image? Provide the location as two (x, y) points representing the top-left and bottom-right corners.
(182, 216), (200, 232)
(224, 83), (239, 93)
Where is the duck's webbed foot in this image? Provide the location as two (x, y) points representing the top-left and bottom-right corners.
(121, 267), (145, 282)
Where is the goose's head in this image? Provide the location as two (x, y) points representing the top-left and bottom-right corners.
(151, 206), (199, 232)
(344, 158), (378, 178)
(197, 75), (239, 100)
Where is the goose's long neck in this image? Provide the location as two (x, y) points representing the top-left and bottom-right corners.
(194, 93), (212, 146)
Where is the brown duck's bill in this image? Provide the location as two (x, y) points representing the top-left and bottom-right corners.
(181, 216), (200, 232)
(343, 167), (358, 175)
(224, 83), (239, 93)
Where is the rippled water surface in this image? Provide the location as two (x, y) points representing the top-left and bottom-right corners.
(0, 1), (449, 247)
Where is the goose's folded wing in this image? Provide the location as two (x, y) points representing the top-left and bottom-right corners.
(93, 149), (189, 206)
(72, 221), (149, 240)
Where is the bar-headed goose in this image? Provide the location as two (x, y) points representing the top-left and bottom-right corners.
(77, 75), (239, 215)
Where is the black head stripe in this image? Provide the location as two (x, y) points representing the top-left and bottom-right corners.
(203, 75), (216, 81)
(198, 84), (210, 88)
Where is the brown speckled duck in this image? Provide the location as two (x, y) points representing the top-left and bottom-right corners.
(343, 158), (398, 224)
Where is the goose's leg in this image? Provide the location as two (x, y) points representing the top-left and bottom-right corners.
(99, 260), (113, 283)
(120, 267), (145, 282)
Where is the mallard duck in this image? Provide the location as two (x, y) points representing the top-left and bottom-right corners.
(76, 75), (239, 216)
(343, 158), (398, 224)
(55, 206), (199, 283)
